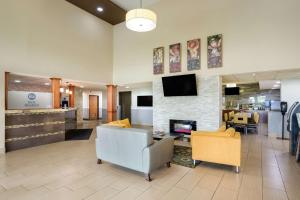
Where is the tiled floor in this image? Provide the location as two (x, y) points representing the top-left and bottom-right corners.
(0, 121), (300, 200)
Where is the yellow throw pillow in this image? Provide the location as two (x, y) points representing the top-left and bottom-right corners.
(119, 118), (131, 128)
(225, 128), (236, 137)
(107, 123), (126, 128)
(217, 125), (226, 132)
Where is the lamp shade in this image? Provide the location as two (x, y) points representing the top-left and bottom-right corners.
(126, 9), (157, 32)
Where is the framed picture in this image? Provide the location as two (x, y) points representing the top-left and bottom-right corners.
(187, 39), (201, 71)
(169, 43), (181, 73)
(153, 47), (164, 75)
(207, 34), (222, 68)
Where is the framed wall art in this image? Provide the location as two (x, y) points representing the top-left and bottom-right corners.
(153, 47), (164, 75)
(169, 43), (181, 73)
(207, 34), (222, 68)
(187, 39), (201, 71)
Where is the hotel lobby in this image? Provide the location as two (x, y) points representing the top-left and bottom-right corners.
(1, 0), (300, 199)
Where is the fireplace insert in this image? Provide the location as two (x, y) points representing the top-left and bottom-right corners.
(170, 119), (197, 136)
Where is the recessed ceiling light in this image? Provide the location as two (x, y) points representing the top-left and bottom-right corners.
(14, 80), (21, 83)
(274, 84), (280, 87)
(44, 83), (50, 86)
(125, 86), (130, 89)
(276, 81), (281, 84)
(97, 7), (103, 12)
(226, 83), (236, 88)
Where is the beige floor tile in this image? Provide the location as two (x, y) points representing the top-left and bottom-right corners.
(263, 187), (288, 200)
(161, 187), (189, 200)
(85, 186), (120, 200)
(212, 186), (238, 200)
(0, 186), (28, 200)
(0, 121), (299, 200)
(186, 187), (214, 200)
(41, 186), (95, 200)
(196, 174), (222, 191)
(136, 186), (169, 200)
(219, 172), (243, 191)
(109, 187), (143, 200)
(263, 177), (285, 190)
(175, 170), (202, 191)
(238, 186), (262, 200)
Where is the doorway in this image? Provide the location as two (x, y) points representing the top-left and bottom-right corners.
(89, 95), (99, 120)
(119, 92), (132, 121)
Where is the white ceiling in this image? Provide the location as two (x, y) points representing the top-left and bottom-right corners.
(111, 0), (161, 10)
(259, 80), (281, 90)
(222, 69), (300, 85)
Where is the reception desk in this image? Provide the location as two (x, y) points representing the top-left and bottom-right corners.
(5, 108), (77, 152)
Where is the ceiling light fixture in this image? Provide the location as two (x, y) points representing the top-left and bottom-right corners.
(276, 81), (281, 84)
(44, 83), (50, 86)
(126, 0), (157, 32)
(226, 83), (237, 88)
(14, 80), (21, 83)
(97, 7), (103, 12)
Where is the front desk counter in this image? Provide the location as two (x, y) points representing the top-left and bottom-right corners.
(5, 108), (77, 152)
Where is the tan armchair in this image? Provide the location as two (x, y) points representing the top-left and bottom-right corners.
(191, 128), (241, 173)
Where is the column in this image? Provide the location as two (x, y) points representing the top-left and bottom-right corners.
(107, 85), (117, 122)
(69, 85), (75, 108)
(50, 78), (61, 109)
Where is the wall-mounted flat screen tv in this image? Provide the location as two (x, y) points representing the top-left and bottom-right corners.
(162, 74), (197, 96)
(137, 96), (153, 107)
(225, 87), (240, 95)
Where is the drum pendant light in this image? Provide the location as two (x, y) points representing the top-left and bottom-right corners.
(126, 0), (157, 32)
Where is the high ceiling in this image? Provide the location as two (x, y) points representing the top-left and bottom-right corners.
(65, 0), (160, 25)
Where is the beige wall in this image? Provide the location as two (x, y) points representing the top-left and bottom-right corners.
(0, 0), (113, 83)
(0, 0), (114, 153)
(113, 0), (300, 85)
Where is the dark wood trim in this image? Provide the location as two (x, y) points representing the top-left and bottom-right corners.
(65, 0), (126, 25)
(5, 72), (9, 110)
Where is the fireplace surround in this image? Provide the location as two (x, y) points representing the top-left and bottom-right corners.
(170, 119), (197, 136)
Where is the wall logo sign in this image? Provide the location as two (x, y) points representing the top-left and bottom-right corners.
(28, 93), (37, 100)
